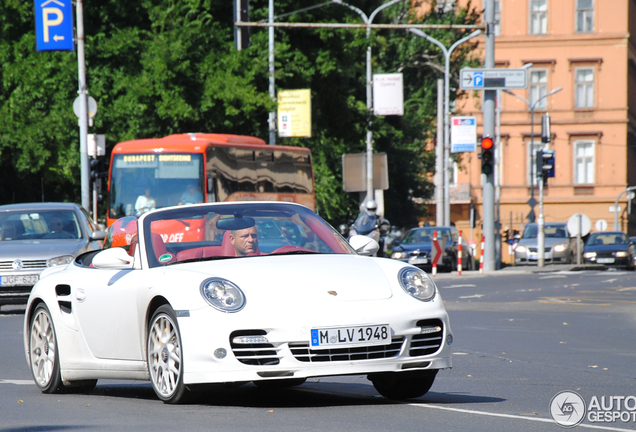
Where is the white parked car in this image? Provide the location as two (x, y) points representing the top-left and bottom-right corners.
(24, 202), (452, 403)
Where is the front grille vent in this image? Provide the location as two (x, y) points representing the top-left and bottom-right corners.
(290, 337), (405, 363)
(0, 260), (47, 271)
(410, 319), (444, 356)
(230, 330), (280, 366)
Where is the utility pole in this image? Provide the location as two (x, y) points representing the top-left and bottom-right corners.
(482, 0), (496, 272)
(269, 0), (276, 144)
(409, 28), (482, 226)
(76, 0), (89, 211)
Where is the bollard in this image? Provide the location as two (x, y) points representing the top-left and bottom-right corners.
(479, 235), (485, 274)
(458, 230), (463, 275)
(432, 230), (438, 277)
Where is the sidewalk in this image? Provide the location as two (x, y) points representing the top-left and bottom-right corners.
(430, 263), (607, 279)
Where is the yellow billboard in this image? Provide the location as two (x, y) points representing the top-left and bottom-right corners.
(278, 89), (311, 138)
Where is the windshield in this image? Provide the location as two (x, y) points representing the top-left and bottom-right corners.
(402, 228), (450, 245)
(587, 233), (628, 246)
(522, 224), (567, 239)
(109, 153), (204, 219)
(141, 203), (354, 268)
(0, 210), (81, 241)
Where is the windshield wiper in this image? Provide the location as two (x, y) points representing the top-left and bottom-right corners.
(269, 250), (318, 256)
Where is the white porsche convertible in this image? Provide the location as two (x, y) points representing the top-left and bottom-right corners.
(24, 202), (452, 403)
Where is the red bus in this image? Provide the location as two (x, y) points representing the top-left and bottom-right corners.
(107, 133), (315, 227)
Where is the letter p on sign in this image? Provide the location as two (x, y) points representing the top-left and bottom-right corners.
(35, 0), (74, 51)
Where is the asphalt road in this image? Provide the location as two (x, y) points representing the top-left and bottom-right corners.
(1, 267), (635, 431)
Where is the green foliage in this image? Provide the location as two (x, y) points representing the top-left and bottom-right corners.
(0, 0), (480, 228)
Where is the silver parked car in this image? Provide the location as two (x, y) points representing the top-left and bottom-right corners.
(0, 203), (105, 309)
(513, 222), (578, 265)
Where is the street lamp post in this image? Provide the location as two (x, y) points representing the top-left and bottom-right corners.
(409, 28), (481, 227)
(503, 86), (562, 267)
(334, 0), (405, 206)
(614, 186), (636, 230)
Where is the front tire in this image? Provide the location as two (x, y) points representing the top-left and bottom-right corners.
(29, 304), (64, 393)
(369, 370), (437, 400)
(147, 305), (188, 404)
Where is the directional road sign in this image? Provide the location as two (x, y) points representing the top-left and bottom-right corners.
(35, 0), (74, 52)
(460, 68), (528, 90)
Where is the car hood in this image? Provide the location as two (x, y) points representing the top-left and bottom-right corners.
(169, 254), (395, 303)
(584, 244), (629, 253)
(0, 239), (85, 260)
(394, 243), (433, 252)
(516, 237), (569, 247)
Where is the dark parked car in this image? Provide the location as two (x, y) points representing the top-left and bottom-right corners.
(0, 203), (106, 309)
(390, 226), (473, 272)
(583, 231), (635, 270)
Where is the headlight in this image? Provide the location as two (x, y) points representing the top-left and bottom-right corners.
(515, 245), (526, 253)
(200, 278), (246, 312)
(48, 255), (74, 267)
(399, 268), (436, 302)
(554, 244), (566, 252)
(392, 251), (406, 259)
(583, 252), (596, 259)
(616, 251), (628, 257)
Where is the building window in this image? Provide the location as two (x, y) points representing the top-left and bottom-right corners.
(574, 140), (594, 184)
(575, 67), (594, 108)
(494, 0), (501, 36)
(529, 0), (547, 35)
(529, 69), (548, 109)
(576, 0), (594, 33)
(436, 0), (455, 13)
(528, 142), (549, 186)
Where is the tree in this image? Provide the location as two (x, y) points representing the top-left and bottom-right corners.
(0, 0), (480, 228)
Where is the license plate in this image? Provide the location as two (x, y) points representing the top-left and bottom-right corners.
(597, 258), (615, 264)
(409, 257), (428, 265)
(529, 253), (538, 260)
(0, 274), (39, 287)
(311, 325), (391, 347)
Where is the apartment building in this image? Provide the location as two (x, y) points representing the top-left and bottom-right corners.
(429, 0), (636, 262)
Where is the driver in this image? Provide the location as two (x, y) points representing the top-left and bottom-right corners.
(229, 226), (259, 257)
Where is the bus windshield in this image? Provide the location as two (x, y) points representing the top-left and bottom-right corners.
(109, 153), (204, 218)
(107, 134), (316, 226)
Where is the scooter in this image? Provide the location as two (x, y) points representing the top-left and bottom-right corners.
(348, 212), (390, 256)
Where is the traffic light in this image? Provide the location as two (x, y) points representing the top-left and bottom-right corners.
(502, 230), (509, 244)
(536, 150), (555, 178)
(89, 157), (108, 181)
(233, 0), (250, 51)
(480, 136), (494, 175)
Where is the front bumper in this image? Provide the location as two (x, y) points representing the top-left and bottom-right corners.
(514, 248), (569, 265)
(177, 297), (453, 385)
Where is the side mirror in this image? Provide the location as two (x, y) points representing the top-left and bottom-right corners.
(349, 235), (380, 256)
(90, 230), (107, 241)
(92, 247), (134, 269)
(392, 239), (401, 248)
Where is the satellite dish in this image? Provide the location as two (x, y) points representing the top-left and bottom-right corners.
(567, 213), (591, 237)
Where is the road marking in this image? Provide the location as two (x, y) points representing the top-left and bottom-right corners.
(617, 287), (636, 291)
(603, 279), (618, 283)
(537, 298), (581, 303)
(539, 275), (567, 279)
(410, 403), (634, 431)
(0, 379), (33, 385)
(444, 284), (477, 289)
(459, 294), (484, 299)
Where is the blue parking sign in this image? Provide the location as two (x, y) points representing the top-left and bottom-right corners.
(35, 0), (74, 51)
(473, 72), (484, 88)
